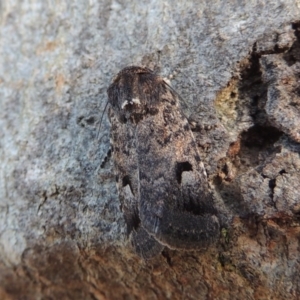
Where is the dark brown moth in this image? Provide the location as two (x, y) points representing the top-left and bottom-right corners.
(107, 66), (219, 259)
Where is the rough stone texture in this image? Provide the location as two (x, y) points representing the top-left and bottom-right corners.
(262, 52), (300, 142)
(0, 1), (300, 299)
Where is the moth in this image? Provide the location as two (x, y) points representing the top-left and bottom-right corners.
(107, 66), (220, 259)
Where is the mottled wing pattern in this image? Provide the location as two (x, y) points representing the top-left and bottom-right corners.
(135, 84), (219, 249)
(108, 90), (164, 259)
(107, 66), (219, 257)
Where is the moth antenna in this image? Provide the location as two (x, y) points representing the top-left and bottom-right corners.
(97, 100), (109, 140)
(163, 78), (189, 112)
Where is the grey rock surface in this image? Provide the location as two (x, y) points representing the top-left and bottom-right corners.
(0, 0), (300, 299)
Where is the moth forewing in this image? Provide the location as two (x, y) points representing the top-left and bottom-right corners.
(107, 66), (220, 258)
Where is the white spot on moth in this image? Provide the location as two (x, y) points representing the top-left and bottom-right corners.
(132, 98), (141, 105)
(121, 100), (129, 109)
(163, 78), (172, 86)
(121, 98), (141, 109)
(199, 162), (207, 176)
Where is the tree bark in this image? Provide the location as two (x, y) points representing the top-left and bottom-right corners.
(1, 1), (300, 299)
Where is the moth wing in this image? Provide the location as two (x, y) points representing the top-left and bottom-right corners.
(131, 227), (164, 260)
(121, 184), (164, 258)
(136, 87), (219, 249)
(109, 107), (164, 258)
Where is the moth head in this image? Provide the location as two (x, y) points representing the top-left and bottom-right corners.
(107, 66), (164, 121)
